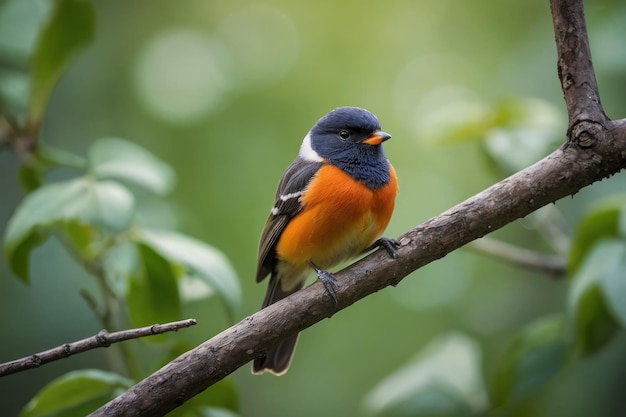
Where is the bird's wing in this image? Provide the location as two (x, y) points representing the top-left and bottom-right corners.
(256, 157), (323, 282)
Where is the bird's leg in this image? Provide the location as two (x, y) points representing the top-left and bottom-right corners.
(309, 261), (338, 304)
(366, 237), (401, 259)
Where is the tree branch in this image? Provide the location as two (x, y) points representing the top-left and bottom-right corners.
(0, 319), (197, 377)
(91, 131), (626, 417)
(90, 0), (624, 415)
(551, 0), (607, 132)
(469, 237), (566, 278)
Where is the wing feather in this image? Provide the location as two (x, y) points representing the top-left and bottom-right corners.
(256, 158), (323, 282)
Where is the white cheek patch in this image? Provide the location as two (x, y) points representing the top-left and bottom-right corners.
(298, 132), (323, 162)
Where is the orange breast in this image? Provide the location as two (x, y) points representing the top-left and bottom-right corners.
(276, 163), (398, 269)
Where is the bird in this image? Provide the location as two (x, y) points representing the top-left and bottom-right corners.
(253, 106), (399, 375)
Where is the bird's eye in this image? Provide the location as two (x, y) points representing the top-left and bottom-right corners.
(339, 130), (350, 139)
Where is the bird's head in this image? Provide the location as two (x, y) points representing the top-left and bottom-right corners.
(300, 107), (391, 162)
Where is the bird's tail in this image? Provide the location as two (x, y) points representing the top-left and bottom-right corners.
(252, 274), (303, 375)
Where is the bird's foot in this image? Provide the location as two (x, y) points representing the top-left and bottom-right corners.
(309, 261), (338, 304)
(366, 237), (401, 259)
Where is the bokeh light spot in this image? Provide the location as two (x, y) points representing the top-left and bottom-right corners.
(393, 54), (482, 139)
(216, 5), (299, 89)
(411, 86), (490, 145)
(134, 28), (232, 125)
(394, 250), (474, 312)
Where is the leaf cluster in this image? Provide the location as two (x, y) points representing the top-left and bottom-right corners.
(1, 1), (242, 415)
(363, 112), (626, 416)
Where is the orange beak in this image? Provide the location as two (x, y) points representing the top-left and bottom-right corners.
(362, 131), (392, 145)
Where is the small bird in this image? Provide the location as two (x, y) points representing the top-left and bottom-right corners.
(253, 106), (399, 375)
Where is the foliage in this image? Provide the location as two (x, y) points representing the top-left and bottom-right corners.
(363, 104), (626, 416)
(418, 95), (565, 175)
(1, 0), (241, 415)
(2, 0), (626, 416)
(364, 333), (485, 417)
(488, 315), (568, 410)
(20, 370), (134, 417)
(28, 0), (94, 129)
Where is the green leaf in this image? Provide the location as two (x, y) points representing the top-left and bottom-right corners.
(417, 95), (493, 146)
(20, 369), (133, 417)
(569, 239), (625, 308)
(101, 240), (138, 297)
(0, 0), (52, 61)
(572, 283), (619, 356)
(568, 195), (626, 274)
(483, 98), (564, 174)
(4, 177), (134, 282)
(483, 127), (559, 175)
(601, 252), (626, 328)
(89, 138), (176, 195)
(0, 0), (51, 122)
(18, 162), (44, 192)
(38, 142), (87, 170)
(28, 0), (95, 128)
(63, 220), (101, 261)
(364, 332), (486, 416)
(16, 143), (86, 192)
(491, 97), (563, 131)
(619, 207), (626, 237)
(367, 386), (472, 417)
(420, 95), (563, 156)
(569, 239), (625, 356)
(137, 228), (241, 318)
(195, 408), (240, 417)
(489, 314), (567, 408)
(126, 243), (181, 333)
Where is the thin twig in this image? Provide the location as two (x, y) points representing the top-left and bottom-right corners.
(0, 319), (197, 377)
(469, 237), (567, 278)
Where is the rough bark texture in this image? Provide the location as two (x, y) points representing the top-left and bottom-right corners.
(90, 0), (626, 415)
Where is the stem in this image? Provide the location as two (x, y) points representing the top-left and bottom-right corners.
(86, 258), (143, 382)
(56, 231), (144, 381)
(0, 320), (197, 377)
(469, 237), (566, 277)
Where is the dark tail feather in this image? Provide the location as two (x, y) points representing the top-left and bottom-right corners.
(252, 274), (303, 375)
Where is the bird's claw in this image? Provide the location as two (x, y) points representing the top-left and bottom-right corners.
(317, 270), (338, 304)
(373, 237), (401, 259)
(309, 262), (338, 304)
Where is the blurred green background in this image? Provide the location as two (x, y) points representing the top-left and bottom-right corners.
(2, 0), (626, 416)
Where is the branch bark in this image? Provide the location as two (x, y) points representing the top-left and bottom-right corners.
(551, 0), (607, 131)
(91, 0), (626, 415)
(0, 319), (197, 377)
